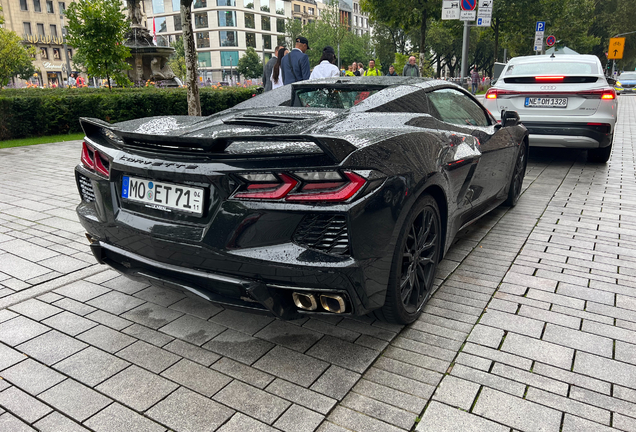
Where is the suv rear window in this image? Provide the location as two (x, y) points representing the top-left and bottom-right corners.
(505, 62), (598, 76)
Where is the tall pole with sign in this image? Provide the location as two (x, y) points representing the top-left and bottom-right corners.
(460, 0), (476, 88)
(534, 21), (545, 54)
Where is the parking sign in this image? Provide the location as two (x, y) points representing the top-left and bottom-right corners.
(536, 21), (545, 33)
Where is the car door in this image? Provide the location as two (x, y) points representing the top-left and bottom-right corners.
(427, 87), (516, 213)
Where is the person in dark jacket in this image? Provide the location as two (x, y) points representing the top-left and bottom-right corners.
(263, 45), (284, 91)
(387, 65), (398, 76)
(402, 56), (420, 77)
(282, 36), (311, 85)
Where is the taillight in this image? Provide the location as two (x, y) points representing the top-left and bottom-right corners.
(601, 89), (616, 100)
(485, 88), (498, 99)
(81, 141), (110, 178)
(234, 171), (367, 202)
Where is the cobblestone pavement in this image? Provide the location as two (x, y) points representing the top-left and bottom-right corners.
(0, 96), (634, 431)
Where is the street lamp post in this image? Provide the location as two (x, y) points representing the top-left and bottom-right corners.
(60, 8), (73, 87)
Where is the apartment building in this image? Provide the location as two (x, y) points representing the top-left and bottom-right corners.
(351, 0), (370, 37)
(144, 0), (291, 82)
(1, 0), (75, 86)
(290, 0), (316, 25)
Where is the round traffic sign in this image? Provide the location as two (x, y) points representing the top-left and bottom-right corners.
(461, 0), (476, 11)
(546, 35), (556, 47)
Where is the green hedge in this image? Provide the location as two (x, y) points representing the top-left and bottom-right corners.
(0, 87), (257, 141)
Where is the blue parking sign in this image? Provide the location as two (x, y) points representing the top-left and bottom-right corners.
(536, 21), (545, 32)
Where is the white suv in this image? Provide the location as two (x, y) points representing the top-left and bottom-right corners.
(483, 54), (616, 162)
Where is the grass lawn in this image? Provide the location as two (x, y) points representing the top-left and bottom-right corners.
(0, 133), (85, 149)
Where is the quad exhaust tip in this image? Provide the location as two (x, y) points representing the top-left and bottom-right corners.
(292, 292), (347, 314)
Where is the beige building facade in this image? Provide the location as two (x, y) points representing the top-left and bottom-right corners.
(1, 0), (77, 86)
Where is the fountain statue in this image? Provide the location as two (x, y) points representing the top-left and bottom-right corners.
(125, 0), (179, 86)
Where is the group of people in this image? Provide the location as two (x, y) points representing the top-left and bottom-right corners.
(68, 73), (86, 87)
(263, 37), (423, 91)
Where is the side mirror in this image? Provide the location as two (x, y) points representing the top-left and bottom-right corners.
(501, 110), (520, 127)
(606, 77), (616, 86)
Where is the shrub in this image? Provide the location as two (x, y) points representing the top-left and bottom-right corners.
(0, 87), (256, 140)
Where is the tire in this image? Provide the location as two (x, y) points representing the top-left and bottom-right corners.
(375, 194), (441, 324)
(587, 142), (612, 163)
(504, 141), (528, 207)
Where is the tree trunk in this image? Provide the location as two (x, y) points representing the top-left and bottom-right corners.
(493, 18), (500, 62)
(419, 8), (428, 75)
(181, 0), (201, 116)
(106, 66), (111, 91)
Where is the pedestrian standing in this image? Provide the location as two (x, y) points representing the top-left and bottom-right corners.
(357, 62), (364, 76)
(270, 47), (289, 90)
(471, 67), (480, 94)
(282, 36), (311, 85)
(363, 60), (382, 76)
(345, 65), (355, 77)
(68, 73), (77, 87)
(403, 56), (420, 77)
(263, 45), (283, 91)
(387, 65), (398, 76)
(310, 46), (340, 79)
(352, 62), (360, 76)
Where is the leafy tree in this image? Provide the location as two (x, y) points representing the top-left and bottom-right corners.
(168, 37), (186, 82)
(238, 47), (263, 79)
(0, 28), (37, 87)
(65, 0), (131, 90)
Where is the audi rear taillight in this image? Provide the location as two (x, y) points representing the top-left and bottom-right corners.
(81, 141), (110, 178)
(601, 89), (616, 99)
(485, 88), (498, 99)
(234, 171), (367, 202)
(485, 88), (519, 99)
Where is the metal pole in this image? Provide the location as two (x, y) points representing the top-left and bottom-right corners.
(337, 42), (340, 71)
(60, 11), (72, 87)
(503, 48), (507, 63)
(460, 20), (469, 89)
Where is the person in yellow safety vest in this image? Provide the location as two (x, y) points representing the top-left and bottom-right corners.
(345, 65), (355, 76)
(363, 60), (382, 76)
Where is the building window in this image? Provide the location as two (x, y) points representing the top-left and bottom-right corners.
(40, 47), (48, 59)
(67, 48), (73, 59)
(219, 30), (237, 46)
(156, 16), (167, 32)
(196, 31), (210, 48)
(152, 0), (164, 13)
(50, 24), (57, 36)
(261, 16), (270, 31)
(34, 0), (42, 12)
(275, 0), (284, 14)
(354, 16), (358, 26)
(53, 48), (61, 59)
(218, 10), (236, 26)
(263, 34), (271, 50)
(260, 3), (269, 12)
(220, 51), (238, 67)
(193, 0), (206, 8)
(46, 0), (54, 13)
(308, 7), (314, 15)
(246, 32), (256, 48)
(37, 23), (45, 36)
(194, 12), (208, 28)
(276, 17), (285, 33)
(173, 14), (182, 31)
(245, 1), (253, 9)
(244, 13), (255, 29)
(216, 0), (235, 5)
(198, 51), (211, 68)
(293, 4), (299, 12)
(20, 0), (28, 11)
(58, 2), (65, 15)
(172, 0), (179, 11)
(277, 35), (285, 46)
(23, 22), (32, 35)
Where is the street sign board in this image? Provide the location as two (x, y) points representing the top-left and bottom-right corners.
(442, 0), (460, 20)
(535, 21), (546, 33)
(477, 17), (491, 27)
(534, 34), (543, 52)
(461, 0), (477, 11)
(460, 10), (477, 21)
(546, 35), (556, 47)
(608, 37), (625, 60)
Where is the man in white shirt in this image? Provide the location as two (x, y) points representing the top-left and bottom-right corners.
(309, 46), (340, 79)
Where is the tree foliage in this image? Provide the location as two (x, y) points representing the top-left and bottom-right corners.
(238, 47), (263, 79)
(65, 0), (131, 89)
(168, 37), (187, 82)
(0, 28), (37, 87)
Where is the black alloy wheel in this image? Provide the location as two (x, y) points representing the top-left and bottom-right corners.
(377, 194), (441, 324)
(504, 141), (527, 207)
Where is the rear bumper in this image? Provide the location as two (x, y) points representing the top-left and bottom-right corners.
(522, 122), (613, 149)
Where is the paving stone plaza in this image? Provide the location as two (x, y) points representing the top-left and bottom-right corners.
(0, 96), (635, 431)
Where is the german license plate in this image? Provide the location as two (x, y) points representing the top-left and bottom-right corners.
(122, 176), (204, 215)
(525, 97), (568, 108)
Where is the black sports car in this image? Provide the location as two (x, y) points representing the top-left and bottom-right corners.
(75, 77), (528, 324)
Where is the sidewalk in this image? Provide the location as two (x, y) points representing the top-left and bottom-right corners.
(0, 97), (634, 431)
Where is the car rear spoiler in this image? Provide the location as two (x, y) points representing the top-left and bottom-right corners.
(79, 117), (357, 162)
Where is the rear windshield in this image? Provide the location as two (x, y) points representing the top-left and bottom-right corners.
(619, 72), (636, 80)
(505, 62), (598, 76)
(294, 88), (381, 109)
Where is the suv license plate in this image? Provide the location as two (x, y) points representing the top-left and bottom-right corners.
(525, 97), (568, 108)
(122, 176), (204, 215)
